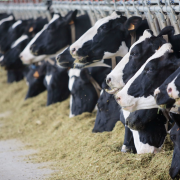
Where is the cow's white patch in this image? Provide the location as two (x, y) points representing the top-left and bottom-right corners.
(69, 94), (75, 118)
(45, 74), (52, 86)
(103, 41), (128, 59)
(12, 20), (22, 29)
(167, 76), (179, 99)
(11, 35), (28, 48)
(106, 30), (153, 90)
(122, 109), (130, 121)
(131, 130), (162, 154)
(68, 69), (80, 91)
(70, 11), (120, 52)
(115, 43), (173, 112)
(0, 55), (4, 62)
(0, 15), (13, 26)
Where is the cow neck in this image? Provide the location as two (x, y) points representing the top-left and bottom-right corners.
(130, 31), (136, 46)
(89, 76), (102, 98)
(161, 109), (171, 132)
(111, 31), (137, 70)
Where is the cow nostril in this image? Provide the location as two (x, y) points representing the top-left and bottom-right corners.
(107, 77), (111, 84)
(168, 88), (172, 93)
(116, 97), (121, 101)
(72, 48), (76, 52)
(19, 55), (23, 59)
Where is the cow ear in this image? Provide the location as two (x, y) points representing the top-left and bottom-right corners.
(158, 26), (175, 37)
(124, 16), (142, 31)
(80, 68), (90, 83)
(63, 10), (78, 24)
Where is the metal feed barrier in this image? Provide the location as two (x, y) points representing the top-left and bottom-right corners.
(1, 0), (180, 36)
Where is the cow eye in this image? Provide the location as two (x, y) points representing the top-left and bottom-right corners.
(147, 68), (154, 73)
(101, 24), (109, 30)
(131, 52), (138, 56)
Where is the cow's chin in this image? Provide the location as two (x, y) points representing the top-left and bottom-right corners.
(105, 87), (122, 95)
(121, 104), (135, 112)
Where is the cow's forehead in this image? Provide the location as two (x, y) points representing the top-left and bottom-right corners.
(0, 15), (13, 26)
(11, 35), (28, 48)
(111, 30), (152, 76)
(125, 43), (173, 89)
(68, 69), (81, 78)
(129, 30), (152, 52)
(12, 20), (22, 29)
(48, 14), (60, 27)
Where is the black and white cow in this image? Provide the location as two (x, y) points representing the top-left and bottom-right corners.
(66, 12), (149, 68)
(92, 80), (120, 132)
(0, 18), (48, 83)
(0, 19), (34, 53)
(92, 81), (137, 153)
(25, 64), (46, 99)
(20, 11), (91, 64)
(106, 29), (166, 93)
(68, 66), (111, 117)
(38, 59), (70, 106)
(30, 10), (91, 56)
(0, 35), (30, 83)
(115, 43), (180, 112)
(0, 14), (15, 51)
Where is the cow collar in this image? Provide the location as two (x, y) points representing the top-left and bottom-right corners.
(89, 76), (102, 98)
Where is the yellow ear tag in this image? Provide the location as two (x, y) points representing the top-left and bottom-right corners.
(29, 27), (34, 33)
(128, 23), (135, 31)
(33, 71), (39, 78)
(69, 21), (74, 25)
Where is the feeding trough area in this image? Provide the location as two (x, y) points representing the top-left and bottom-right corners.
(0, 0), (180, 179)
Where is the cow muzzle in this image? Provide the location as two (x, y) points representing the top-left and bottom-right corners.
(30, 44), (45, 56)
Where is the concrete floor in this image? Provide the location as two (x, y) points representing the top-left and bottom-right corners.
(0, 139), (53, 180)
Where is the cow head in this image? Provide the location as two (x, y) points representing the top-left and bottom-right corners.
(0, 35), (30, 69)
(115, 43), (180, 112)
(126, 108), (163, 130)
(42, 60), (70, 106)
(154, 68), (180, 109)
(69, 68), (100, 117)
(30, 11), (77, 56)
(56, 47), (74, 68)
(69, 12), (148, 68)
(25, 64), (46, 99)
(106, 30), (166, 93)
(92, 81), (120, 132)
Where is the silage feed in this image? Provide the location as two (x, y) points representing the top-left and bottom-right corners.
(0, 69), (174, 180)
